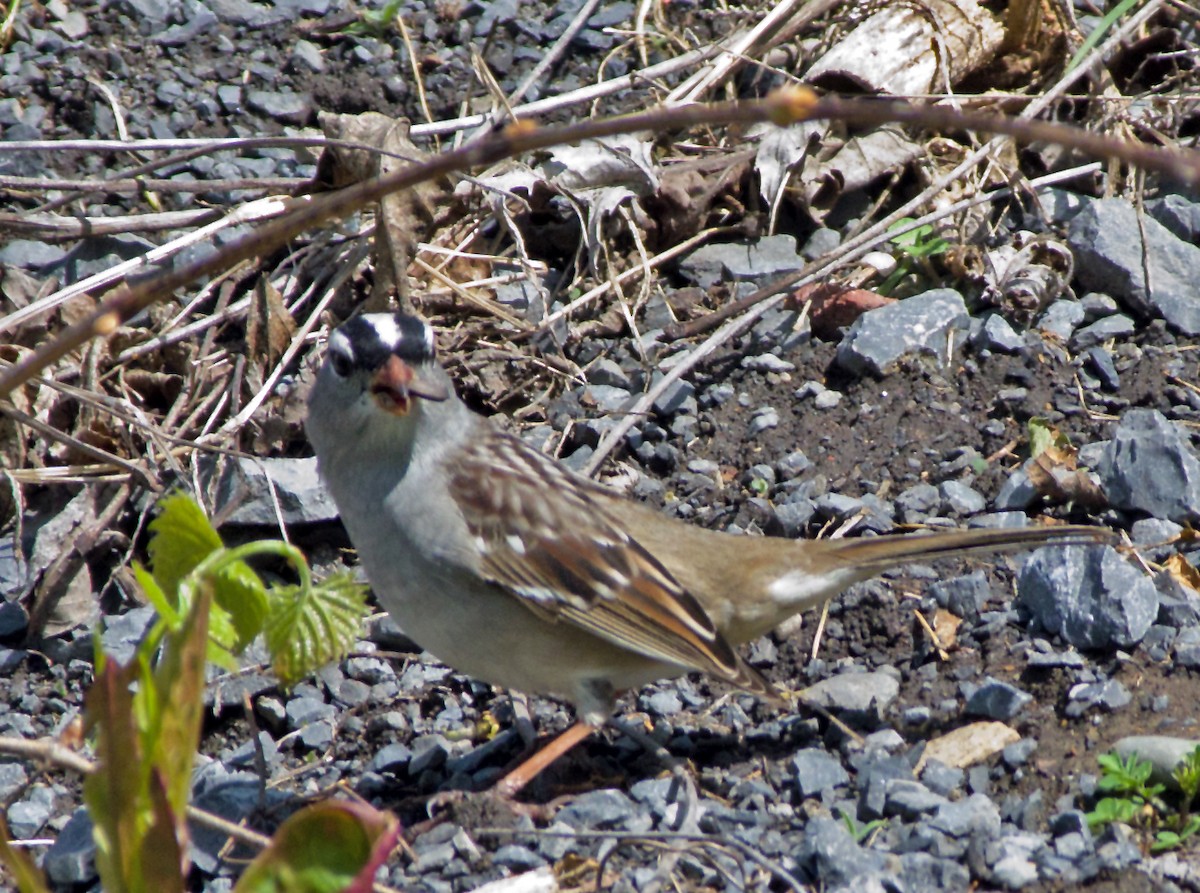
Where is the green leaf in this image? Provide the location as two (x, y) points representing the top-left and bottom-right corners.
(213, 560), (269, 653)
(84, 659), (166, 893)
(1097, 750), (1154, 793)
(1173, 745), (1200, 803)
(1027, 418), (1055, 460)
(232, 801), (399, 893)
(147, 492), (224, 605)
(133, 562), (178, 628)
(264, 572), (368, 687)
(145, 582), (212, 819)
(1085, 796), (1140, 828)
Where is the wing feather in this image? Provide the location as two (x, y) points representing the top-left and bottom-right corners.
(448, 428), (773, 696)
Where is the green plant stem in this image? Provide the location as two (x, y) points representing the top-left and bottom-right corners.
(191, 540), (313, 594)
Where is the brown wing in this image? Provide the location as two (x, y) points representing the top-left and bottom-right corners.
(449, 428), (773, 696)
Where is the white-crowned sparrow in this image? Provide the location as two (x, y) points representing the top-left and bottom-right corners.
(306, 312), (1106, 787)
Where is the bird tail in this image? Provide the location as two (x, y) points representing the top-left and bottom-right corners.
(817, 523), (1111, 576)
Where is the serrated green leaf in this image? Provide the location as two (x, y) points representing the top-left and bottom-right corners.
(232, 801), (398, 893)
(264, 572), (368, 687)
(147, 492), (223, 605)
(214, 560), (269, 652)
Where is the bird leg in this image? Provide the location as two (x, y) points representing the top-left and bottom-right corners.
(494, 720), (597, 798)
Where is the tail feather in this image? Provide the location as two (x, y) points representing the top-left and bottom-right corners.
(820, 523), (1112, 576)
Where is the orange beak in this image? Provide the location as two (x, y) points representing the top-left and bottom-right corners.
(369, 355), (449, 416)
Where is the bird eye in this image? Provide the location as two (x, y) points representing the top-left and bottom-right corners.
(328, 348), (353, 378)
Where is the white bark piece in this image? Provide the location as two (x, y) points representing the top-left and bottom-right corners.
(805, 0), (1004, 95)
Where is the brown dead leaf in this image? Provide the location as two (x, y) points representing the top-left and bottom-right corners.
(916, 721), (1020, 773)
(1026, 445), (1107, 508)
(789, 282), (894, 340)
(933, 609), (962, 651)
(314, 112), (453, 313)
(123, 368), (184, 411)
(246, 277), (297, 369)
(1164, 553), (1200, 593)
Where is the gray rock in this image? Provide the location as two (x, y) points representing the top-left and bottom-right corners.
(794, 817), (888, 887)
(929, 793), (1001, 839)
(1080, 292), (1120, 319)
(930, 570), (991, 618)
(974, 313), (1024, 353)
(814, 390), (843, 409)
(650, 376), (695, 417)
(792, 748), (849, 799)
(1072, 314), (1136, 350)
(678, 235), (803, 289)
(1003, 738), (1038, 768)
(742, 353), (796, 373)
(493, 845), (545, 870)
(581, 384), (632, 413)
(777, 450), (812, 480)
(802, 671), (899, 717)
(556, 788), (636, 828)
(895, 482), (941, 523)
(1130, 519), (1183, 562)
(1098, 409), (1200, 523)
(100, 606), (157, 665)
(284, 696), (335, 730)
(290, 38), (325, 72)
(221, 731), (278, 768)
(1037, 300), (1085, 341)
(1037, 188), (1094, 223)
(1017, 545), (1158, 649)
(0, 595), (26, 638)
(747, 406), (780, 436)
(7, 795), (51, 838)
(245, 90), (312, 125)
(986, 832), (1045, 888)
(836, 288), (970, 377)
(901, 852), (970, 891)
(940, 480), (986, 516)
(0, 763), (28, 800)
(966, 677), (1032, 720)
(586, 357), (634, 389)
(43, 807), (96, 885)
(408, 734), (451, 776)
(921, 759), (964, 796)
(201, 455), (338, 526)
(1066, 678), (1132, 717)
(1084, 346), (1121, 391)
(884, 779), (948, 819)
(1176, 627), (1200, 667)
(1069, 197), (1200, 334)
(1147, 193), (1200, 242)
(800, 227), (841, 261)
(994, 468), (1037, 511)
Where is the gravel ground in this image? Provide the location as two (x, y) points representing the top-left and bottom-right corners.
(3, 1), (1200, 892)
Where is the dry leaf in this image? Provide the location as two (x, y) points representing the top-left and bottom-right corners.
(1164, 553), (1200, 593)
(916, 721), (1020, 772)
(246, 277), (296, 368)
(790, 282), (895, 339)
(933, 608), (962, 651)
(1026, 446), (1107, 508)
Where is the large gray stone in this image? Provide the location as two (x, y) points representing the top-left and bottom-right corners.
(835, 288), (970, 377)
(1098, 409), (1200, 523)
(1017, 545), (1158, 650)
(1069, 198), (1200, 334)
(201, 455), (338, 526)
